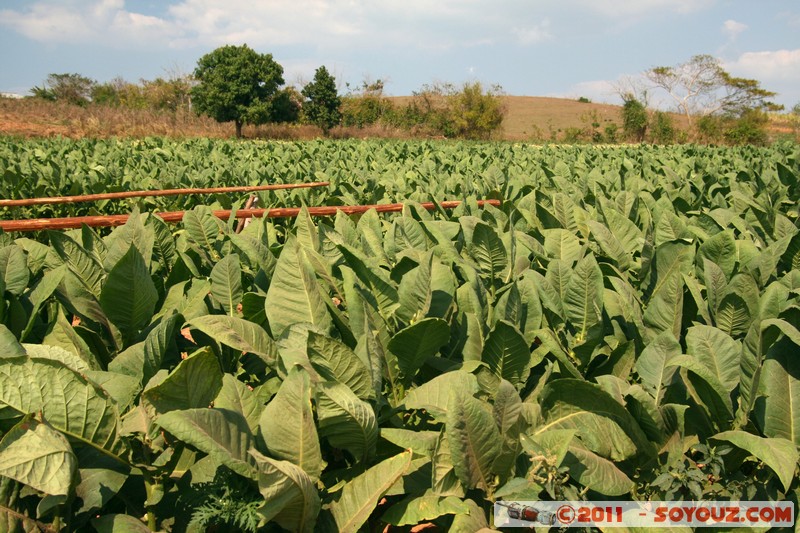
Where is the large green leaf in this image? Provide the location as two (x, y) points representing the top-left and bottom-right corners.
(0, 418), (76, 496)
(562, 440), (635, 496)
(326, 450), (413, 533)
(259, 367), (324, 480)
(0, 324), (26, 358)
(48, 231), (105, 299)
(755, 339), (800, 446)
(642, 267), (684, 340)
(251, 450), (320, 533)
(738, 319), (784, 425)
(142, 348), (223, 416)
(446, 390), (502, 492)
(634, 332), (681, 407)
(266, 236), (332, 337)
(587, 219), (631, 270)
(381, 494), (470, 526)
(99, 245), (158, 344)
(0, 356), (120, 454)
(643, 240), (694, 303)
(210, 253), (243, 316)
(537, 379), (655, 462)
(188, 314), (276, 365)
(182, 205), (224, 264)
(685, 325), (740, 392)
(470, 221), (508, 284)
(481, 320), (532, 386)
(668, 355), (734, 425)
(338, 243), (399, 320)
(102, 211), (155, 272)
(317, 381), (377, 463)
(712, 430), (798, 492)
(157, 407), (255, 478)
(215, 373), (263, 436)
(306, 331), (373, 401)
(543, 228), (582, 264)
(388, 318), (450, 384)
(108, 312), (181, 384)
(563, 253), (603, 340)
(396, 250), (433, 324)
(0, 245), (29, 296)
(402, 370), (479, 422)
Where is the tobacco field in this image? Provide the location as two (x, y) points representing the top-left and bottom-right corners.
(0, 137), (799, 531)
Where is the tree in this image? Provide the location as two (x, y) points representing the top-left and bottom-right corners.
(645, 54), (780, 130)
(450, 82), (505, 140)
(621, 94), (648, 142)
(301, 66), (342, 133)
(341, 78), (393, 128)
(192, 44), (285, 138)
(271, 87), (302, 123)
(31, 73), (96, 106)
(393, 81), (505, 139)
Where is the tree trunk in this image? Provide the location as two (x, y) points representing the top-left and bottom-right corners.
(235, 120), (243, 138)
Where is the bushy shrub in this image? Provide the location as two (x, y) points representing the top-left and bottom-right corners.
(389, 81), (505, 139)
(649, 111), (675, 144)
(340, 80), (393, 128)
(621, 95), (647, 142)
(723, 109), (769, 145)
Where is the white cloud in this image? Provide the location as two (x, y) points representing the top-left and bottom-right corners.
(724, 49), (800, 81)
(513, 19), (553, 45)
(722, 19), (747, 41)
(0, 0), (547, 52)
(0, 0), (174, 46)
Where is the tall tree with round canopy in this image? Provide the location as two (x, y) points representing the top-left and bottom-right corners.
(192, 44), (285, 138)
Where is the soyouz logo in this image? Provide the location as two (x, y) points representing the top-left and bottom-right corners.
(494, 501), (795, 528)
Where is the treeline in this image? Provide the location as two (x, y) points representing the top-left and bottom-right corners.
(27, 49), (507, 141)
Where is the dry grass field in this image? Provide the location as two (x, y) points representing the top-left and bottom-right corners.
(497, 96), (624, 140)
(0, 94), (794, 142)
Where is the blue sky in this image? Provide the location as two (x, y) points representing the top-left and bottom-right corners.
(1, 0), (799, 109)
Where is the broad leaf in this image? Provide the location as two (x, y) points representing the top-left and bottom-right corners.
(634, 332), (681, 407)
(259, 367), (324, 479)
(537, 379), (655, 462)
(712, 430), (798, 492)
(403, 370), (479, 422)
(251, 450), (320, 533)
(388, 318), (450, 384)
(99, 245), (157, 344)
(157, 408), (255, 478)
(266, 236), (332, 337)
(307, 331), (373, 401)
(447, 390), (502, 492)
(563, 253), (603, 339)
(317, 382), (377, 463)
(382, 494), (470, 526)
(481, 320), (531, 386)
(0, 356), (120, 453)
(0, 245), (29, 296)
(142, 348), (223, 415)
(188, 314), (276, 365)
(327, 450), (413, 533)
(0, 418), (76, 496)
(210, 253), (243, 316)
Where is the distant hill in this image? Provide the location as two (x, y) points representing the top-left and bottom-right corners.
(498, 96), (624, 141)
(387, 95), (627, 141)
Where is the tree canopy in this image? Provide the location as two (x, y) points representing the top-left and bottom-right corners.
(645, 54), (780, 127)
(191, 44), (285, 138)
(301, 66), (342, 133)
